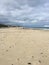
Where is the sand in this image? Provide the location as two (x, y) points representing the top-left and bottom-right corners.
(0, 27), (49, 65)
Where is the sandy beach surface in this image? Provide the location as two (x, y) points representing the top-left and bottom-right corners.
(0, 27), (49, 65)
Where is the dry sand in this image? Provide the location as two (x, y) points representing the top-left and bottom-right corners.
(0, 27), (49, 65)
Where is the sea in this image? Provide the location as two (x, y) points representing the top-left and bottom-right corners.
(32, 27), (49, 30)
(23, 27), (49, 30)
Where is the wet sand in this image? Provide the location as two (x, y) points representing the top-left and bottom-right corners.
(0, 27), (49, 65)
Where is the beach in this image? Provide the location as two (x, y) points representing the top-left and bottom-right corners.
(0, 27), (49, 65)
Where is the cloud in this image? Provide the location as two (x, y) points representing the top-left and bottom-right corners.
(0, 0), (49, 27)
(44, 25), (49, 27)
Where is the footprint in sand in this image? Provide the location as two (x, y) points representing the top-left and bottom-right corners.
(28, 62), (32, 65)
(6, 50), (8, 52)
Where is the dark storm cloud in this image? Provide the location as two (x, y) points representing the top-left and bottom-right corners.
(0, 0), (49, 27)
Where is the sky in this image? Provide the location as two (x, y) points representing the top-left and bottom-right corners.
(0, 0), (49, 27)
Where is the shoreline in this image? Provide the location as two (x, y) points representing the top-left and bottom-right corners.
(0, 27), (49, 31)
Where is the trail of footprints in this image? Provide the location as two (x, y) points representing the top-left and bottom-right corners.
(1, 43), (48, 65)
